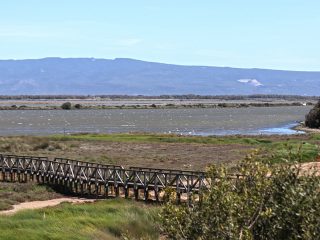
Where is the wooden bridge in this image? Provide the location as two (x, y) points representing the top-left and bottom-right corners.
(0, 154), (209, 202)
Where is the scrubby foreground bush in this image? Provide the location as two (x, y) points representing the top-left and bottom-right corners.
(305, 100), (320, 128)
(161, 153), (320, 240)
(61, 101), (72, 110)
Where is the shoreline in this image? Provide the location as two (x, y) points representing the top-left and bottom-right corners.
(293, 123), (320, 134)
(0, 102), (313, 111)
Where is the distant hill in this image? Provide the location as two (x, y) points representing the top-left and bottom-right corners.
(0, 57), (319, 95)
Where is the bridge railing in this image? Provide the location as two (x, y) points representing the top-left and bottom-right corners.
(54, 157), (124, 169)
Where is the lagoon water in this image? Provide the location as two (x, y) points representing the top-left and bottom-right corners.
(0, 106), (311, 136)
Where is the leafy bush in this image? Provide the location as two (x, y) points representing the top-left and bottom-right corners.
(61, 102), (72, 110)
(305, 100), (320, 128)
(160, 152), (320, 240)
(74, 103), (82, 109)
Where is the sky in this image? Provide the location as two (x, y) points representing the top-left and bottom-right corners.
(0, 0), (319, 71)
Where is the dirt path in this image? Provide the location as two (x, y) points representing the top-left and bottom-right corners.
(0, 197), (96, 216)
(298, 161), (320, 176)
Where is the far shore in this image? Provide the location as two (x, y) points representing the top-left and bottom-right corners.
(0, 101), (314, 111)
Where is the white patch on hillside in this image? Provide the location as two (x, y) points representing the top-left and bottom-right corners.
(237, 79), (263, 87)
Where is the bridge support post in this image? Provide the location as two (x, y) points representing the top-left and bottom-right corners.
(134, 188), (139, 200)
(144, 189), (149, 202)
(70, 181), (73, 193)
(87, 182), (91, 195)
(187, 192), (192, 206)
(74, 182), (78, 194)
(95, 184), (99, 198)
(176, 192), (181, 204)
(80, 183), (84, 196)
(105, 184), (109, 198)
(124, 187), (129, 198)
(154, 189), (159, 202)
(115, 185), (119, 197)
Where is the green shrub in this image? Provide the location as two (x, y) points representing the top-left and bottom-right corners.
(74, 103), (82, 109)
(61, 102), (72, 110)
(160, 151), (320, 240)
(305, 100), (320, 128)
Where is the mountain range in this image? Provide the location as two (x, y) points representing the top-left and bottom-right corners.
(0, 57), (319, 95)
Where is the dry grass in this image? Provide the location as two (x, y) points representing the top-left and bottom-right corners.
(0, 182), (62, 211)
(0, 133), (318, 170)
(0, 135), (254, 170)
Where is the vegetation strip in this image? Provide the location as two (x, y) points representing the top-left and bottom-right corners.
(0, 101), (314, 111)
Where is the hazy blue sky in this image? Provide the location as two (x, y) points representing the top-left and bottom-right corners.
(0, 0), (319, 70)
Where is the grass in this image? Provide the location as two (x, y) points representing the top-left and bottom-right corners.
(0, 136), (67, 153)
(49, 132), (291, 145)
(0, 199), (160, 240)
(0, 133), (319, 170)
(0, 182), (62, 211)
(266, 141), (318, 164)
(262, 141), (319, 163)
(51, 133), (320, 163)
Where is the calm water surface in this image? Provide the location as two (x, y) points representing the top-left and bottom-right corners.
(0, 106), (311, 136)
